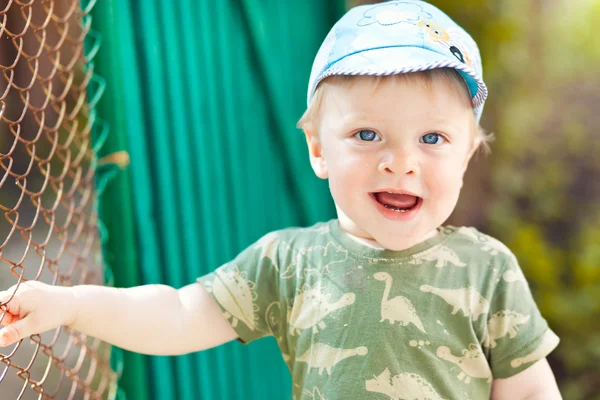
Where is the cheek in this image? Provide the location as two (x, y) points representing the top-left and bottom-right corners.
(328, 157), (363, 191)
(327, 149), (374, 180)
(324, 145), (374, 194)
(426, 158), (465, 197)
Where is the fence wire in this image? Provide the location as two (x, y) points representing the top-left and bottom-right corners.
(0, 0), (118, 398)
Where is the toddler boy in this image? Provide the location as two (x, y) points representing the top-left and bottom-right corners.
(0, 1), (562, 399)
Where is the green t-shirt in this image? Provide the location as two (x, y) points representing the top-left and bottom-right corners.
(198, 220), (559, 400)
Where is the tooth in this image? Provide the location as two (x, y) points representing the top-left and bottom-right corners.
(383, 204), (411, 213)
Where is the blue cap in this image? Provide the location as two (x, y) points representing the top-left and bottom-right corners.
(307, 0), (487, 122)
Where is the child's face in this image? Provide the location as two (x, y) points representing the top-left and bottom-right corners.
(306, 76), (478, 251)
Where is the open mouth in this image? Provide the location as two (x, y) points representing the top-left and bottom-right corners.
(371, 192), (422, 213)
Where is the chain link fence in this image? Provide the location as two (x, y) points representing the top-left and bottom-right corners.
(0, 0), (118, 398)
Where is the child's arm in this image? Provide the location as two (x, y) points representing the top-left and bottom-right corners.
(0, 281), (238, 355)
(490, 358), (562, 400)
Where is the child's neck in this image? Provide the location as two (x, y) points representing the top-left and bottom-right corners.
(341, 226), (441, 250)
(343, 231), (385, 248)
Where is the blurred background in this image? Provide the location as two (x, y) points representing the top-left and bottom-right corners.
(1, 0), (598, 399)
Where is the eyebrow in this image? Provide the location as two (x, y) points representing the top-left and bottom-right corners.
(425, 119), (464, 132)
(336, 113), (385, 128)
(337, 113), (467, 133)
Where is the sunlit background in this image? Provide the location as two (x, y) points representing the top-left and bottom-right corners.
(1, 0), (598, 399)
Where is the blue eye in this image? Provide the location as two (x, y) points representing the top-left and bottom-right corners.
(355, 130), (381, 141)
(420, 133), (445, 145)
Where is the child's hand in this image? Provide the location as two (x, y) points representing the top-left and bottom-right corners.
(0, 281), (76, 347)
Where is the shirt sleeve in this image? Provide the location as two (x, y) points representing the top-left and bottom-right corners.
(196, 231), (284, 344)
(484, 254), (560, 379)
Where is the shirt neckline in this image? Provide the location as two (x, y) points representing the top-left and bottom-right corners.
(327, 219), (456, 261)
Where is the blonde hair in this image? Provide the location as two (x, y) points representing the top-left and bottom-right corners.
(297, 68), (494, 155)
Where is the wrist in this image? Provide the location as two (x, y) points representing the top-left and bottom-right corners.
(64, 285), (82, 328)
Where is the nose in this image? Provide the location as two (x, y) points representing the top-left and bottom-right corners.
(378, 151), (418, 176)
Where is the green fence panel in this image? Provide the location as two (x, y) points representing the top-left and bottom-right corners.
(92, 1), (345, 399)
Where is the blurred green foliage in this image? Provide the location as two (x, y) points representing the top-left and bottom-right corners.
(348, 0), (600, 398)
(485, 4), (600, 399)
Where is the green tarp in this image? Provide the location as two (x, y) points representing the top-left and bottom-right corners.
(90, 1), (345, 398)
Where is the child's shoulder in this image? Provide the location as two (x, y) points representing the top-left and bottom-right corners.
(443, 225), (518, 266)
(253, 220), (334, 248)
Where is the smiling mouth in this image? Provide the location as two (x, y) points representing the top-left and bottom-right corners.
(371, 192), (422, 213)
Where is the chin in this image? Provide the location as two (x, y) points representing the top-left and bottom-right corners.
(336, 202), (442, 251)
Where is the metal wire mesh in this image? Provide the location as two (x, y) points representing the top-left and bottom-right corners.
(0, 0), (118, 398)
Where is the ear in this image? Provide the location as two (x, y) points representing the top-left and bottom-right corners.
(458, 137), (481, 190)
(304, 127), (328, 179)
(462, 136), (481, 173)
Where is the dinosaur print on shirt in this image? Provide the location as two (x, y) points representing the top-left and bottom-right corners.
(198, 220), (560, 399)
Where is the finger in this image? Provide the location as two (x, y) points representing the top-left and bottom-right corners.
(0, 288), (20, 313)
(0, 296), (16, 327)
(0, 318), (32, 347)
(0, 292), (11, 310)
(0, 312), (18, 327)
